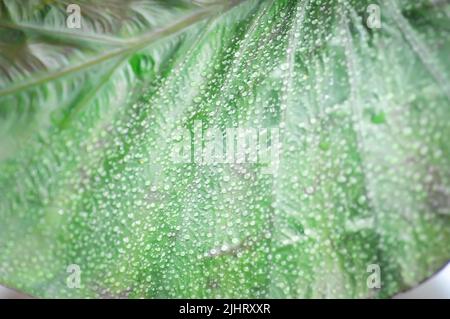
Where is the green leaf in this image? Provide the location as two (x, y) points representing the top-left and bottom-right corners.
(0, 0), (449, 298)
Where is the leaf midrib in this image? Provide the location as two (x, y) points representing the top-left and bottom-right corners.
(0, 4), (231, 98)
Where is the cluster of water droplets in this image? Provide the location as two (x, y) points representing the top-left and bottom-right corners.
(0, 0), (449, 298)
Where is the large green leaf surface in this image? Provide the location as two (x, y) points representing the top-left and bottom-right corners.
(0, 0), (449, 298)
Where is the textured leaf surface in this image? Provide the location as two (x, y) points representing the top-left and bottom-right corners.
(0, 0), (449, 298)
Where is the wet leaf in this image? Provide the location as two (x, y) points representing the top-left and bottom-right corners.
(0, 0), (449, 298)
